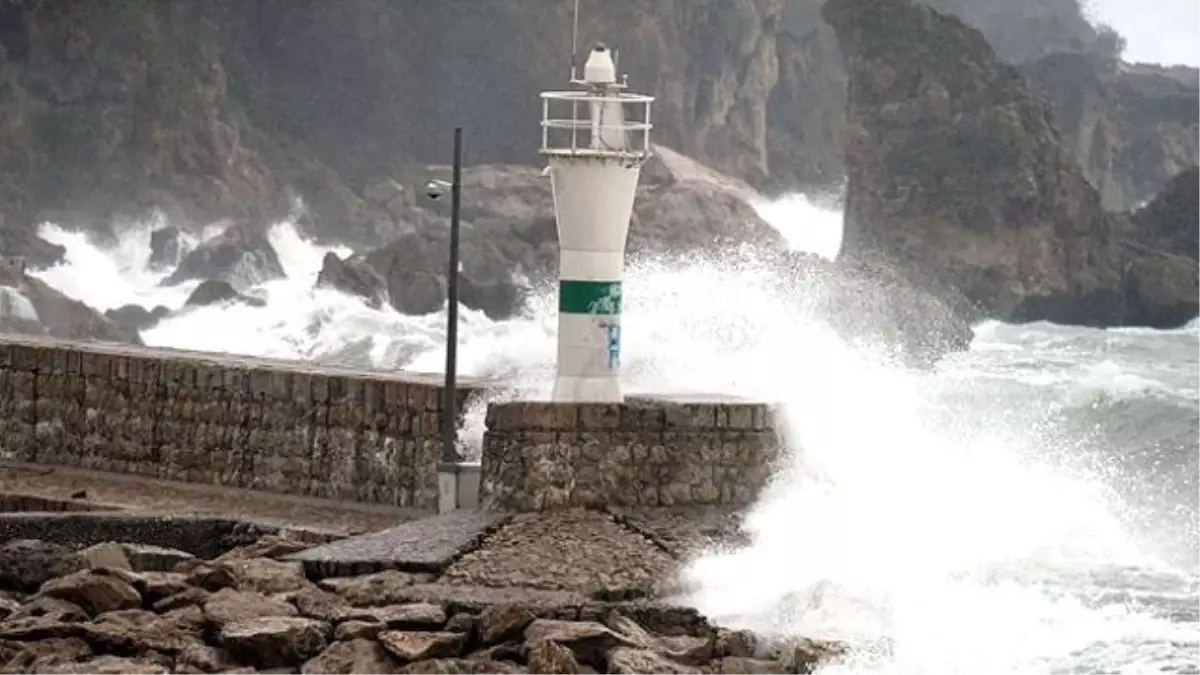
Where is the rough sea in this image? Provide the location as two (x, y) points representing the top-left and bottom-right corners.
(18, 193), (1200, 675)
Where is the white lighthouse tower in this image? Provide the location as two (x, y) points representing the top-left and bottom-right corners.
(539, 43), (653, 403)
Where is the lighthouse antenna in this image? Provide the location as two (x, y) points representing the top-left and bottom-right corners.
(569, 0), (581, 82)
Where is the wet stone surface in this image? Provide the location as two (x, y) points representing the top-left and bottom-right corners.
(286, 510), (511, 578)
(608, 506), (750, 560)
(442, 509), (677, 597)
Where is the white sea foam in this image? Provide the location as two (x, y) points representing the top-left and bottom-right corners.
(25, 196), (1199, 674)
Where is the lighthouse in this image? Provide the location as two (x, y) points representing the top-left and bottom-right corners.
(539, 43), (653, 403)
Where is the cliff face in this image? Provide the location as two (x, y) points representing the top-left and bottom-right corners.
(824, 0), (1124, 324)
(0, 0), (792, 251)
(0, 0), (292, 263)
(216, 0), (785, 187)
(1025, 54), (1200, 210)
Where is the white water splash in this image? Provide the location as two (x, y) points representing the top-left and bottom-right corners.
(0, 286), (39, 323)
(24, 198), (1198, 675)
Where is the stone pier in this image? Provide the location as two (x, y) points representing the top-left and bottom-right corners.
(480, 397), (779, 511)
(0, 333), (481, 510)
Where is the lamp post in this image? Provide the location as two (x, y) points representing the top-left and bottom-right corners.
(430, 129), (479, 514)
(442, 127), (463, 465)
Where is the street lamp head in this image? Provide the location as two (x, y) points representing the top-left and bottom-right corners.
(424, 179), (452, 201)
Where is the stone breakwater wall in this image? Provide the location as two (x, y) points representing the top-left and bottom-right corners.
(0, 334), (479, 509)
(481, 399), (779, 511)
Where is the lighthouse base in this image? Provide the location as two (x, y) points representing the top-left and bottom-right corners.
(479, 395), (779, 512)
(551, 375), (622, 403)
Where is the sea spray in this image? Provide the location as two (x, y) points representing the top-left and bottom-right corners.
(25, 198), (1199, 675)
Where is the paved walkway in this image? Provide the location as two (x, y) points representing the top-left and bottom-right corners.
(0, 461), (428, 536)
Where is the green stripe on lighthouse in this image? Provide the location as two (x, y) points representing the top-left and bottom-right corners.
(559, 280), (622, 315)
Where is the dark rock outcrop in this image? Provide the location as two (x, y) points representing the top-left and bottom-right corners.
(0, 259), (140, 345)
(148, 227), (189, 272)
(825, 0), (1124, 326)
(0, 1), (291, 264)
(164, 224), (285, 290)
(104, 304), (171, 335)
(184, 279), (265, 309)
(314, 253), (389, 310)
(1119, 166), (1199, 328)
(360, 154), (784, 322)
(1129, 165), (1199, 259)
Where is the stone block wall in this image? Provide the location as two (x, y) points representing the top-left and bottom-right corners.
(480, 398), (779, 511)
(0, 335), (478, 509)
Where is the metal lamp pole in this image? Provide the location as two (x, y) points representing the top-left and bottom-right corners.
(441, 127), (463, 466)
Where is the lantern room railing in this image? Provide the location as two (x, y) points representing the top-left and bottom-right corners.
(539, 90), (654, 161)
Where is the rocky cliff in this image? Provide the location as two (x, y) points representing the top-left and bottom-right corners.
(769, 0), (1197, 204)
(827, 0), (1121, 323)
(0, 0), (1194, 354)
(824, 0), (1196, 330)
(1025, 55), (1199, 210)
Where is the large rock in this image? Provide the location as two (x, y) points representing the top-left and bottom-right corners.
(1118, 166), (1200, 328)
(0, 260), (141, 345)
(104, 303), (170, 334)
(184, 279), (265, 308)
(365, 155), (786, 321)
(315, 252), (390, 310)
(824, 0), (1124, 326)
(164, 223), (285, 290)
(148, 226), (189, 271)
(1130, 165), (1199, 260)
(0, 540), (83, 593)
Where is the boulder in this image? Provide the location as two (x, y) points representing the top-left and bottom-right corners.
(163, 222), (285, 290)
(316, 570), (422, 607)
(218, 616), (330, 669)
(0, 533), (852, 674)
(203, 588), (298, 627)
(378, 630), (467, 663)
(148, 226), (189, 270)
(0, 539), (83, 593)
(0, 261), (141, 345)
(184, 279), (265, 308)
(36, 569), (141, 617)
(301, 638), (400, 674)
(104, 303), (170, 334)
(315, 252), (390, 309)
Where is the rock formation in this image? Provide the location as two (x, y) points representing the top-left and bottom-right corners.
(164, 224), (284, 291)
(825, 0), (1129, 326)
(315, 253), (391, 311)
(148, 228), (190, 272)
(0, 259), (139, 345)
(349, 153), (785, 321)
(0, 531), (844, 674)
(0, 0), (1191, 355)
(184, 280), (265, 309)
(1025, 55), (1200, 210)
(825, 0), (1197, 331)
(1119, 166), (1199, 328)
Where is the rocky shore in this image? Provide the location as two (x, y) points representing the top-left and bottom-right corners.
(0, 531), (840, 674)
